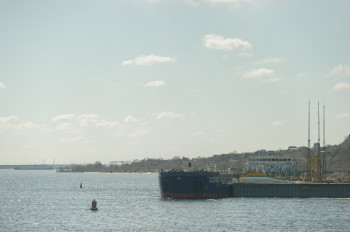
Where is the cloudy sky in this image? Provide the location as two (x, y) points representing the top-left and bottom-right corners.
(1, 0), (349, 164)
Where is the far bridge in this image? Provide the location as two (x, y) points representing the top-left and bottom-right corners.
(109, 161), (131, 166)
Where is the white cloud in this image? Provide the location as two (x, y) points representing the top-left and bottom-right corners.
(122, 55), (176, 66)
(254, 57), (283, 65)
(237, 52), (254, 57)
(156, 112), (186, 119)
(129, 129), (150, 137)
(0, 82), (5, 88)
(61, 137), (90, 144)
(329, 64), (350, 76)
(243, 68), (274, 79)
(155, 0), (199, 6)
(52, 113), (120, 128)
(52, 114), (76, 122)
(0, 116), (47, 131)
(192, 131), (205, 136)
(51, 113), (121, 129)
(145, 81), (165, 88)
(297, 73), (308, 79)
(56, 122), (75, 131)
(124, 115), (143, 123)
(147, 0), (255, 6)
(333, 82), (350, 91)
(185, 0), (200, 6)
(207, 0), (253, 3)
(95, 120), (120, 128)
(77, 114), (99, 127)
(336, 113), (350, 119)
(18, 122), (42, 129)
(202, 34), (252, 51)
(0, 115), (18, 123)
(272, 120), (286, 126)
(263, 77), (280, 83)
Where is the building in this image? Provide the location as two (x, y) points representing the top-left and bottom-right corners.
(243, 152), (296, 178)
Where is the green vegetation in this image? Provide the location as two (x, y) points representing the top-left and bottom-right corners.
(58, 135), (350, 177)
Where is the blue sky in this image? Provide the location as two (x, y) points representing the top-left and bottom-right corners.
(1, 0), (349, 164)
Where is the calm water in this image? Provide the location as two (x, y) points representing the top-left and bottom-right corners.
(1, 170), (349, 232)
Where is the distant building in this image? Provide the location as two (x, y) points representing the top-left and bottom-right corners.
(254, 149), (267, 155)
(227, 167), (238, 175)
(109, 161), (131, 166)
(243, 153), (296, 177)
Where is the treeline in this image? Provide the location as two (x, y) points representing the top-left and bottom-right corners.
(58, 153), (249, 173)
(58, 161), (105, 172)
(58, 134), (350, 174)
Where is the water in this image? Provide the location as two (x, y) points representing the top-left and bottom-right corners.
(1, 170), (349, 232)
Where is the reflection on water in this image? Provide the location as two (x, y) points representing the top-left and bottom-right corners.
(1, 169), (349, 231)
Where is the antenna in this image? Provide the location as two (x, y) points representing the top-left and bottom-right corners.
(307, 101), (310, 180)
(318, 102), (320, 144)
(318, 101), (321, 180)
(323, 104), (325, 147)
(323, 103), (326, 180)
(308, 101), (310, 150)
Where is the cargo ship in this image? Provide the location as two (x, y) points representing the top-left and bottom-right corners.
(159, 171), (350, 199)
(159, 163), (350, 199)
(159, 106), (350, 199)
(159, 162), (233, 199)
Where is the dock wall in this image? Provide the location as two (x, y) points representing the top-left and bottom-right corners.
(232, 183), (350, 198)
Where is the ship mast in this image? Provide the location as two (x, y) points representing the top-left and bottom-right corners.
(307, 101), (310, 181)
(323, 103), (326, 180)
(318, 101), (321, 180)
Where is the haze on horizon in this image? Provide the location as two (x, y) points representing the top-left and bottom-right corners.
(1, 0), (350, 165)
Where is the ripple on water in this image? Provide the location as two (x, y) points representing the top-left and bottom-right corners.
(1, 170), (350, 231)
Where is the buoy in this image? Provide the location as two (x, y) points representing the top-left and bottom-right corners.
(80, 182), (82, 188)
(90, 199), (98, 210)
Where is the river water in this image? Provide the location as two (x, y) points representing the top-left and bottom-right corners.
(0, 169), (349, 231)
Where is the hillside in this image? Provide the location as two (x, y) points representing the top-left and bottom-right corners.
(332, 135), (350, 169)
(65, 134), (350, 176)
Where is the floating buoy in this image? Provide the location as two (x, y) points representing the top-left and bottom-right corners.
(80, 182), (82, 188)
(90, 199), (98, 210)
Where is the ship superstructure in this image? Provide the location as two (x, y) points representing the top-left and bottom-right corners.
(159, 162), (232, 199)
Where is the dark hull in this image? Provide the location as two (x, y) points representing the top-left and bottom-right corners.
(159, 171), (350, 199)
(159, 171), (232, 199)
(160, 192), (232, 199)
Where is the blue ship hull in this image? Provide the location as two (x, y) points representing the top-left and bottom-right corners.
(159, 171), (350, 199)
(159, 171), (232, 199)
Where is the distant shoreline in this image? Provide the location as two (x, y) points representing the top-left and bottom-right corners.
(77, 171), (158, 174)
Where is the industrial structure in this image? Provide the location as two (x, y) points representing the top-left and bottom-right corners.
(158, 101), (350, 199)
(243, 153), (296, 178)
(308, 101), (327, 181)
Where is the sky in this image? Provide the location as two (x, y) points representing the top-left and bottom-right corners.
(0, 0), (350, 164)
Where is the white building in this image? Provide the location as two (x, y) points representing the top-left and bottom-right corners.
(243, 153), (296, 177)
